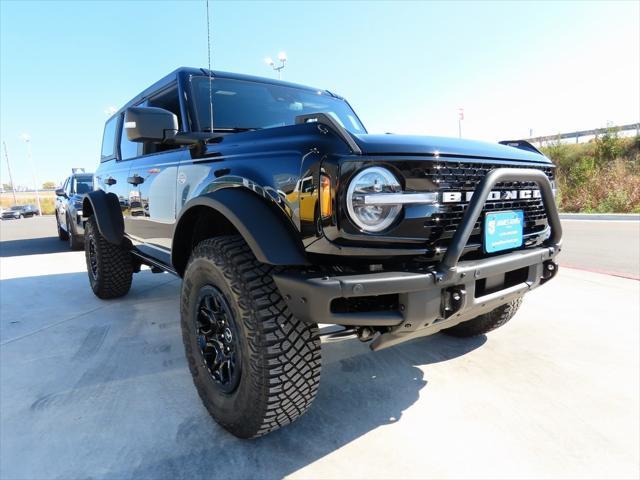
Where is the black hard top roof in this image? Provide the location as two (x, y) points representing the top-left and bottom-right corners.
(109, 67), (336, 122)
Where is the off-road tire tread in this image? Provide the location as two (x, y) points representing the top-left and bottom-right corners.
(181, 236), (321, 438)
(443, 297), (523, 337)
(85, 216), (132, 299)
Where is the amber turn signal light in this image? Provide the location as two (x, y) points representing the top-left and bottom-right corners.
(320, 174), (332, 219)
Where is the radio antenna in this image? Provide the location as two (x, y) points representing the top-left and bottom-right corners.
(205, 0), (214, 132)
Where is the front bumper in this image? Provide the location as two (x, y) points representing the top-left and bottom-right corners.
(274, 168), (563, 351)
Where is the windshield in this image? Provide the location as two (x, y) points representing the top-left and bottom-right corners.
(9, 206), (24, 211)
(191, 77), (366, 134)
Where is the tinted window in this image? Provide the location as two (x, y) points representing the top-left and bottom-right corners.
(119, 115), (140, 160)
(101, 117), (118, 159)
(191, 77), (366, 134)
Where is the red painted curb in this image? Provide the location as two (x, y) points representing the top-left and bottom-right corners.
(560, 263), (640, 281)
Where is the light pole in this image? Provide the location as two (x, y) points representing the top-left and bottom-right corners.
(20, 133), (42, 216)
(2, 141), (17, 204)
(457, 107), (464, 138)
(265, 52), (287, 79)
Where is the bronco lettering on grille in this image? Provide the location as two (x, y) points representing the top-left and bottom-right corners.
(441, 189), (542, 203)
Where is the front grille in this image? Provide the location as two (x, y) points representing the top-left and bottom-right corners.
(420, 161), (555, 248)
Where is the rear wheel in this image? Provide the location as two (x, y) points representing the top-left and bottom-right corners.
(443, 297), (523, 337)
(181, 235), (321, 438)
(84, 216), (133, 299)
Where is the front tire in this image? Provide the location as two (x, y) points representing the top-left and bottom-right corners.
(84, 216), (133, 299)
(67, 214), (83, 250)
(181, 236), (321, 438)
(443, 297), (523, 337)
(57, 217), (69, 241)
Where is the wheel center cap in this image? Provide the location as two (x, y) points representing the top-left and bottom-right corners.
(223, 328), (233, 343)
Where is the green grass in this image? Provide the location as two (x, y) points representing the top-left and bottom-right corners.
(541, 133), (640, 213)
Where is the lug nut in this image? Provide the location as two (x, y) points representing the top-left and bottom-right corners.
(547, 263), (555, 271)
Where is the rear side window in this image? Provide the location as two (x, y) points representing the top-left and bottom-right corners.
(101, 116), (118, 160)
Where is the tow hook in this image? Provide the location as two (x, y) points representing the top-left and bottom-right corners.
(541, 261), (558, 283)
(442, 287), (466, 319)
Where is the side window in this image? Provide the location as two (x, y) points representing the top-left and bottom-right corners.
(101, 116), (118, 160)
(144, 85), (182, 156)
(119, 113), (141, 160)
(301, 178), (314, 193)
(60, 178), (68, 196)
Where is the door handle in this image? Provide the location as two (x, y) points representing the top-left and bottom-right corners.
(127, 174), (144, 186)
(105, 177), (117, 186)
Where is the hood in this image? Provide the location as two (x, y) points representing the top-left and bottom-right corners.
(352, 134), (550, 163)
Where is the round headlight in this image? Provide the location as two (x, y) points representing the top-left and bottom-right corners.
(346, 167), (402, 232)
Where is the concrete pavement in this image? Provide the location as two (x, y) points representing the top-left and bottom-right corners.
(1, 216), (639, 479)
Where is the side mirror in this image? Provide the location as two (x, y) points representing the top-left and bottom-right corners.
(55, 188), (66, 197)
(124, 106), (178, 143)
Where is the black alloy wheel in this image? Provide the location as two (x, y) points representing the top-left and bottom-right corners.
(194, 286), (242, 394)
(87, 233), (99, 280)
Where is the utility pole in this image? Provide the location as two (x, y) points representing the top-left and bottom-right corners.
(20, 134), (42, 216)
(2, 141), (17, 204)
(458, 107), (464, 138)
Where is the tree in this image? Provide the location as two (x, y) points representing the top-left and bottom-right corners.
(42, 181), (56, 189)
(2, 183), (13, 191)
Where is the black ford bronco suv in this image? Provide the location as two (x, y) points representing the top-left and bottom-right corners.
(55, 170), (93, 250)
(84, 67), (562, 438)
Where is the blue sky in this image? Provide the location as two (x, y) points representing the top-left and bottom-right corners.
(1, 0), (638, 187)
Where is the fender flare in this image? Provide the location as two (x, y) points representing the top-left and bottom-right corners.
(82, 190), (125, 245)
(172, 188), (309, 269)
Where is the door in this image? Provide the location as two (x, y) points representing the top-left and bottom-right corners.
(56, 177), (69, 225)
(298, 176), (316, 222)
(125, 149), (187, 262)
(94, 115), (132, 222)
(123, 84), (186, 264)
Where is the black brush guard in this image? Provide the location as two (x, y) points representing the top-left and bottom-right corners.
(274, 168), (563, 350)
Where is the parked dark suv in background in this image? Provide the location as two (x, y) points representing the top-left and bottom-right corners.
(55, 171), (93, 249)
(83, 67), (562, 438)
(2, 204), (39, 219)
